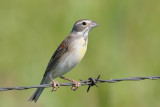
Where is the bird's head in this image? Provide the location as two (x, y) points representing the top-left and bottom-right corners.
(71, 19), (99, 37)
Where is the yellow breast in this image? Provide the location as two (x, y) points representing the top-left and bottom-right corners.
(77, 38), (88, 61)
(78, 47), (86, 61)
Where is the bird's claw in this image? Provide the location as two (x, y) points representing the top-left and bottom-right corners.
(71, 80), (81, 91)
(51, 81), (60, 92)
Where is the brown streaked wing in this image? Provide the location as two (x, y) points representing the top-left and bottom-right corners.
(43, 36), (70, 77)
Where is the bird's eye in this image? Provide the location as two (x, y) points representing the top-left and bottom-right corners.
(82, 22), (86, 25)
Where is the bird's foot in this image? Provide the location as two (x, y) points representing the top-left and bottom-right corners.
(51, 81), (60, 91)
(71, 80), (81, 91)
(60, 76), (81, 91)
(49, 75), (60, 91)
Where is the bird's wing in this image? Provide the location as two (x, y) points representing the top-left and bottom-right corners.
(43, 36), (70, 77)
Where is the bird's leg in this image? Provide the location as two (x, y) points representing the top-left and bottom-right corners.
(60, 76), (81, 91)
(49, 75), (60, 91)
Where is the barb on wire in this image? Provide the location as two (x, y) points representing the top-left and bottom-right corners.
(0, 75), (160, 92)
(87, 75), (100, 92)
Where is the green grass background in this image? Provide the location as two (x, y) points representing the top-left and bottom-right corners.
(0, 0), (160, 107)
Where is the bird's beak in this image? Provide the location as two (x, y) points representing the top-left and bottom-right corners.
(90, 21), (99, 28)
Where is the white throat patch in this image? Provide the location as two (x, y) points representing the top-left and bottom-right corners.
(77, 31), (88, 36)
(76, 28), (90, 38)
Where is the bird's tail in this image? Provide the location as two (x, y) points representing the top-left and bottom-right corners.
(28, 76), (50, 103)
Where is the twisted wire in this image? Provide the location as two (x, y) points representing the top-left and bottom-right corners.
(0, 75), (160, 91)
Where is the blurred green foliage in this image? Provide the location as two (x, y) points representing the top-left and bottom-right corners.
(0, 0), (160, 107)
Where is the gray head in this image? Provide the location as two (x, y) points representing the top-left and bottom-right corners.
(71, 19), (98, 37)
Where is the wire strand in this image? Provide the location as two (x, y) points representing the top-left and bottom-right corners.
(0, 75), (160, 91)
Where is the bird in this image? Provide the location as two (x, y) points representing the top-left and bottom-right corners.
(28, 19), (98, 102)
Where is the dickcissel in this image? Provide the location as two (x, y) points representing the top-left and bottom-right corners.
(28, 19), (98, 102)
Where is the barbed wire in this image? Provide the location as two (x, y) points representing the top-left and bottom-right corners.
(0, 75), (160, 92)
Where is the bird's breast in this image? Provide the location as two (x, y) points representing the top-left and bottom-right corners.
(51, 37), (88, 78)
(58, 38), (87, 70)
(68, 37), (88, 64)
(75, 37), (88, 61)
